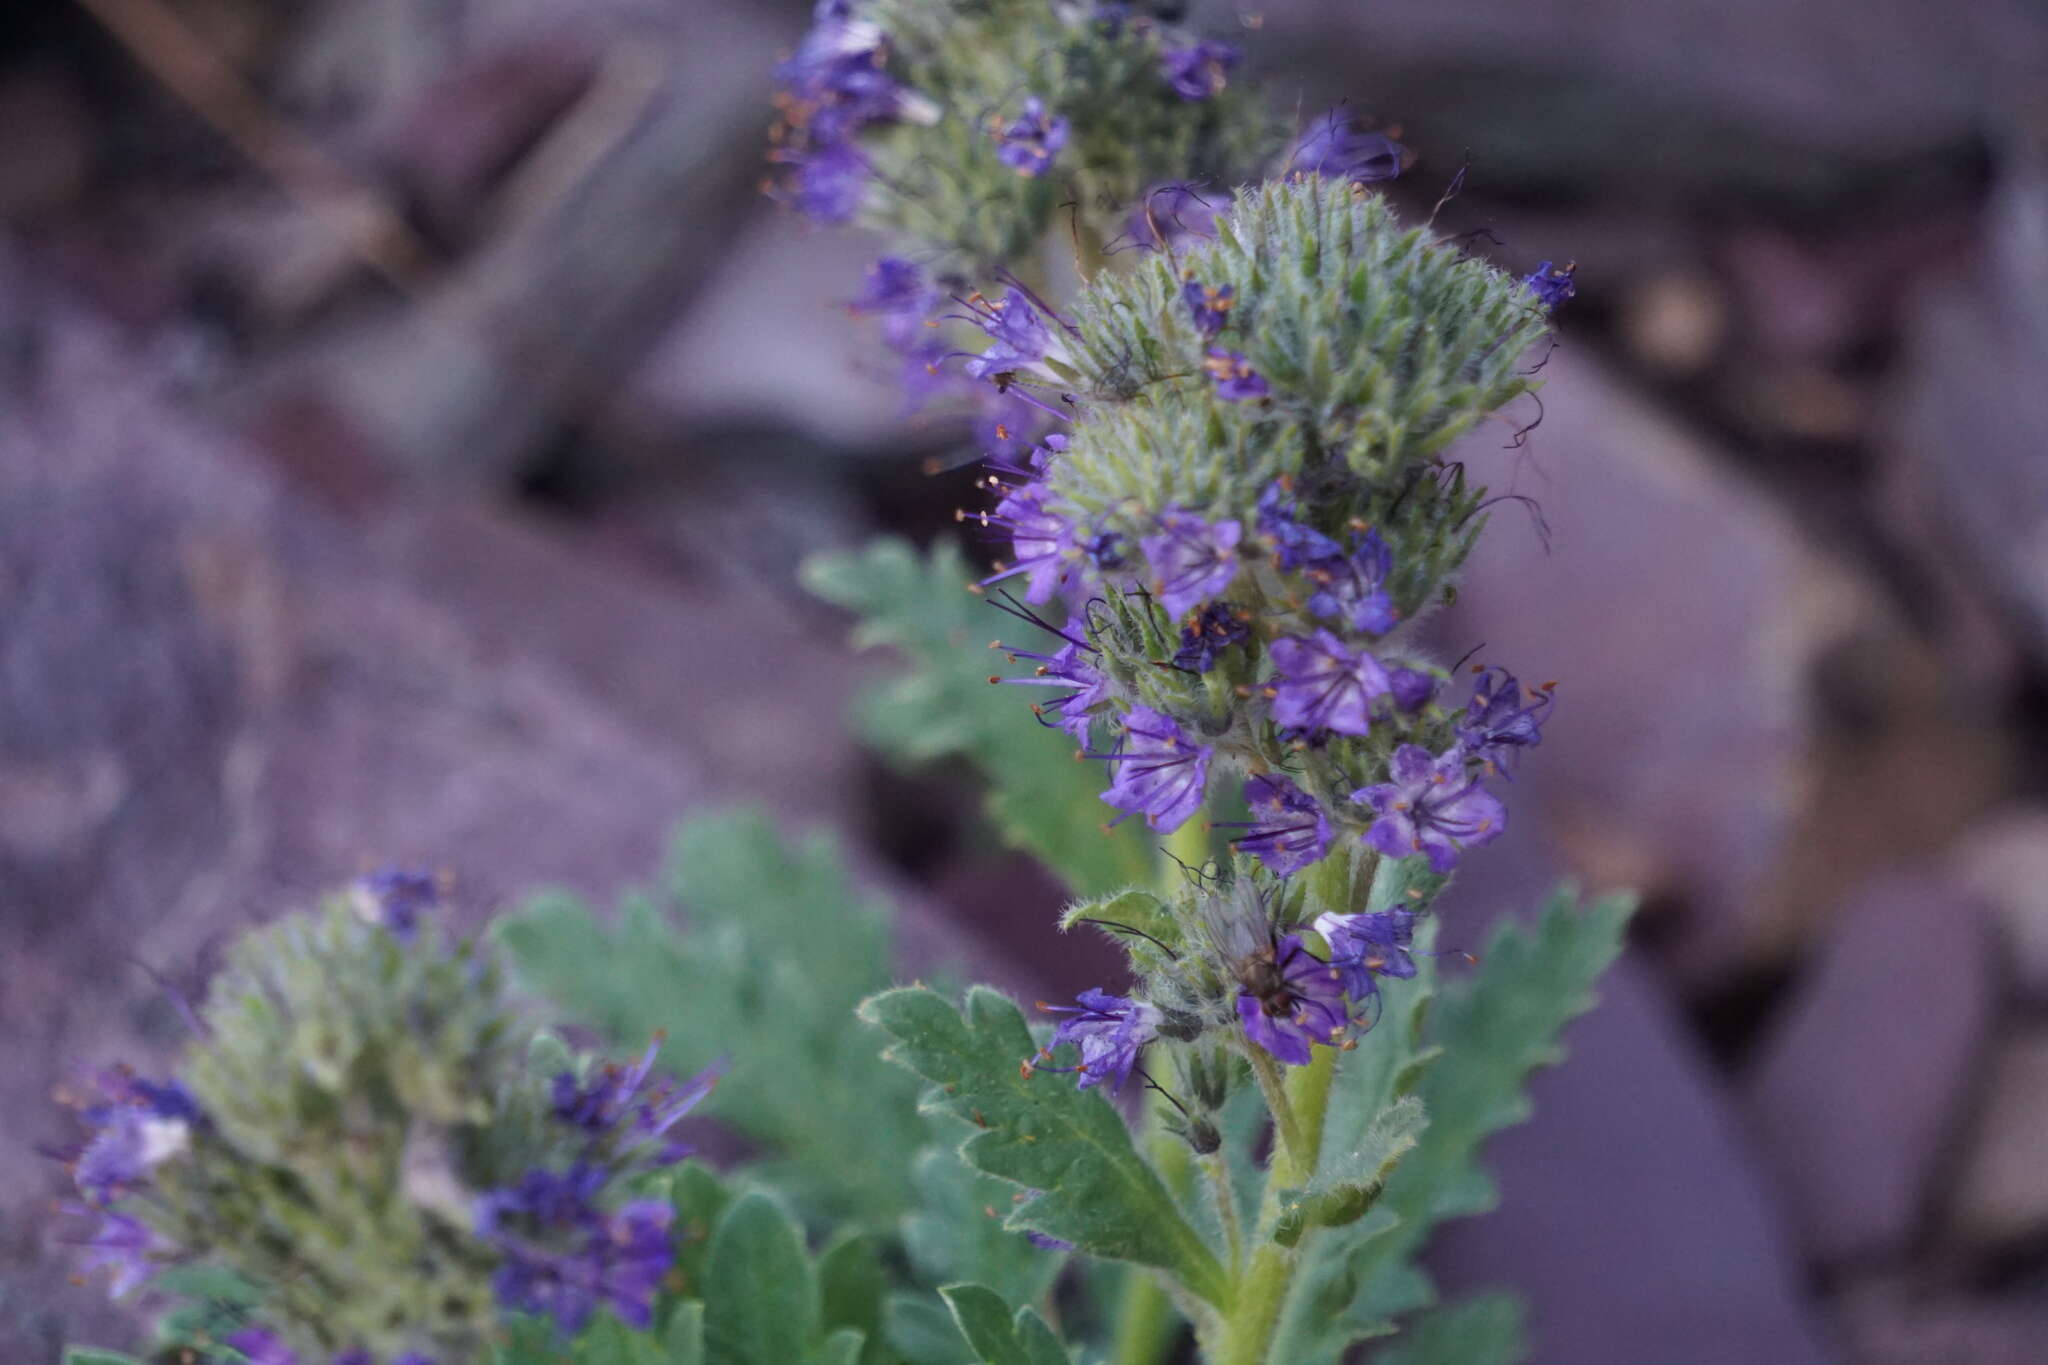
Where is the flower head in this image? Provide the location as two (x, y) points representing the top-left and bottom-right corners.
(993, 96), (1068, 177)
(1312, 909), (1417, 1003)
(1235, 934), (1349, 1065)
(1141, 509), (1242, 616)
(1095, 706), (1214, 833)
(1160, 39), (1239, 100)
(1029, 989), (1162, 1091)
(1458, 667), (1554, 775)
(847, 256), (937, 350)
(1388, 666), (1437, 713)
(995, 636), (1110, 744)
(957, 288), (1071, 384)
(1172, 601), (1250, 673)
(1221, 774), (1333, 876)
(1203, 348), (1269, 401)
(1353, 744), (1506, 873)
(1256, 480), (1345, 571)
(65, 1206), (160, 1298)
(1268, 630), (1392, 737)
(1288, 111), (1408, 183)
(351, 867), (439, 940)
(1522, 260), (1577, 312)
(1304, 528), (1397, 634)
(1181, 278), (1235, 337)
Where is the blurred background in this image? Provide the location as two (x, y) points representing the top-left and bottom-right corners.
(3, 0), (2046, 1360)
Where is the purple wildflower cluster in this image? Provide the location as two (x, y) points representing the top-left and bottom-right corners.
(352, 866), (439, 940)
(51, 1068), (202, 1300)
(767, 1), (935, 224)
(475, 1040), (721, 1336)
(1522, 260), (1578, 312)
(1235, 910), (1418, 1066)
(992, 96), (1069, 177)
(1288, 109), (1410, 183)
(1027, 989), (1165, 1091)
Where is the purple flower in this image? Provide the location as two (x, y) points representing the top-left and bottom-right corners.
(995, 639), (1110, 744)
(1312, 909), (1417, 1003)
(969, 480), (1082, 604)
(1304, 528), (1397, 634)
(549, 1039), (722, 1169)
(1522, 260), (1577, 312)
(1388, 666), (1436, 714)
(1219, 774), (1333, 877)
(478, 1168), (676, 1336)
(788, 139), (869, 224)
(1458, 667), (1554, 775)
(1181, 278), (1235, 337)
(994, 97), (1068, 177)
(69, 1070), (202, 1206)
(1160, 39), (1239, 100)
(1236, 935), (1350, 1066)
(958, 288), (1066, 381)
(66, 1206), (159, 1298)
(1268, 631), (1392, 737)
(1029, 989), (1162, 1091)
(224, 1328), (297, 1365)
(1095, 707), (1214, 833)
(847, 257), (936, 350)
(1127, 182), (1223, 250)
(1288, 111), (1408, 183)
(1256, 480), (1344, 571)
(974, 392), (1058, 471)
(1172, 601), (1250, 672)
(1353, 744), (1507, 874)
(1141, 509), (1242, 616)
(351, 867), (438, 940)
(1203, 348), (1269, 401)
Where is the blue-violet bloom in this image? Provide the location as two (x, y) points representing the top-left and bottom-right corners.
(1288, 111), (1407, 183)
(1141, 509), (1243, 616)
(1030, 988), (1162, 1091)
(1160, 39), (1239, 100)
(994, 97), (1068, 177)
(351, 867), (438, 940)
(1181, 278), (1235, 337)
(1203, 348), (1269, 401)
(1522, 260), (1577, 312)
(1095, 706), (1214, 833)
(1268, 630), (1392, 737)
(1312, 909), (1417, 1003)
(1353, 744), (1507, 874)
(1221, 774), (1333, 877)
(1458, 666), (1554, 775)
(1236, 935), (1349, 1066)
(1128, 182), (1222, 250)
(1172, 601), (1250, 672)
(971, 480), (1082, 603)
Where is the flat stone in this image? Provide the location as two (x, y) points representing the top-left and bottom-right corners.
(1946, 1030), (2048, 1252)
(1740, 870), (1994, 1266)
(1425, 831), (1833, 1365)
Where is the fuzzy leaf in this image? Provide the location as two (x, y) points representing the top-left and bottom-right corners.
(1370, 1294), (1526, 1365)
(940, 1284), (1072, 1365)
(496, 811), (926, 1224)
(902, 1129), (1064, 1308)
(859, 985), (1228, 1306)
(664, 1302), (706, 1365)
(819, 1233), (899, 1365)
(704, 1193), (821, 1365)
(887, 1293), (971, 1365)
(801, 538), (1153, 895)
(1274, 1096), (1427, 1246)
(816, 1328), (870, 1365)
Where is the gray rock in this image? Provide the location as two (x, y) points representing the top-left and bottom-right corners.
(1740, 870), (1994, 1266)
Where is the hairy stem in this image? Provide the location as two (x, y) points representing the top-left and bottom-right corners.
(1221, 1043), (1339, 1365)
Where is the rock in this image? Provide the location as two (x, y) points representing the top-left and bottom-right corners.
(1425, 830), (1833, 1365)
(1427, 345), (1838, 984)
(1739, 870), (1994, 1266)
(1946, 1030), (2048, 1252)
(1951, 807), (2048, 1005)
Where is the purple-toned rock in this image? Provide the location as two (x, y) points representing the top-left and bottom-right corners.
(1427, 833), (1832, 1365)
(1740, 870), (1993, 1266)
(1945, 1030), (2048, 1253)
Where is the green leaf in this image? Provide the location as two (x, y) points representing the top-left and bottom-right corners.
(664, 1302), (706, 1365)
(819, 1232), (897, 1365)
(859, 985), (1227, 1306)
(902, 1134), (1063, 1308)
(815, 1328), (870, 1365)
(1370, 1294), (1527, 1365)
(666, 1160), (732, 1291)
(704, 1193), (821, 1365)
(801, 538), (1152, 895)
(886, 1293), (971, 1365)
(940, 1285), (1072, 1365)
(63, 1351), (144, 1365)
(572, 1315), (670, 1365)
(1274, 1096), (1427, 1246)
(496, 811), (927, 1224)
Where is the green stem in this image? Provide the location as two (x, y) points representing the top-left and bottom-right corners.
(1221, 1043), (1340, 1365)
(1109, 1269), (1175, 1365)
(1246, 1046), (1304, 1170)
(1205, 1153), (1244, 1270)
